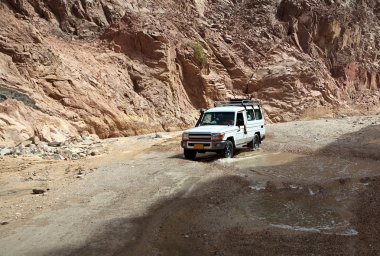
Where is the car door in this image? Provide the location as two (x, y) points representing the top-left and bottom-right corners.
(235, 111), (248, 145)
(246, 108), (257, 140)
(254, 107), (265, 137)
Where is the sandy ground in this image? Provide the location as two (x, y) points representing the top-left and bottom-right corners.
(0, 115), (379, 256)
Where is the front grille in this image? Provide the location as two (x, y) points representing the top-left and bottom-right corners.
(189, 133), (211, 141)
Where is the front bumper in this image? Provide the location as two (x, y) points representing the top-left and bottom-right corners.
(181, 140), (227, 151)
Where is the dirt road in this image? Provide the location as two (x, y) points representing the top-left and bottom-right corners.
(0, 115), (379, 256)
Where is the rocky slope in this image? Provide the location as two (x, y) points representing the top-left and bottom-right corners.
(0, 0), (379, 146)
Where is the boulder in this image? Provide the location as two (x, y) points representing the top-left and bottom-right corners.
(0, 148), (12, 156)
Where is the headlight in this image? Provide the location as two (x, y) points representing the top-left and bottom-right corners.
(211, 133), (225, 141)
(182, 132), (189, 141)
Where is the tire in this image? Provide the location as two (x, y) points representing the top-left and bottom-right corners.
(184, 149), (197, 160)
(250, 134), (260, 151)
(223, 140), (234, 158)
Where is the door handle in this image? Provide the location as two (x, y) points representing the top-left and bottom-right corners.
(261, 125), (263, 128)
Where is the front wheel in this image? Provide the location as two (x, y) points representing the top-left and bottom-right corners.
(223, 141), (234, 158)
(184, 149), (197, 160)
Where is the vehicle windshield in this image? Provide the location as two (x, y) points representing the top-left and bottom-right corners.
(200, 112), (235, 126)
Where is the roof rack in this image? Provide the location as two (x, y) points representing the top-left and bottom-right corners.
(214, 98), (261, 108)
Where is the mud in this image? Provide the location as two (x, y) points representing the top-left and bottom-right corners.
(117, 152), (379, 256)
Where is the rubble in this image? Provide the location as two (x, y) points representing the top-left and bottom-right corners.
(0, 135), (106, 161)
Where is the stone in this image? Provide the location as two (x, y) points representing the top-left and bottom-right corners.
(81, 139), (94, 145)
(32, 189), (46, 194)
(53, 154), (65, 160)
(249, 181), (266, 191)
(21, 140), (33, 147)
(29, 144), (39, 154)
(210, 23), (221, 29)
(338, 177), (350, 185)
(265, 181), (277, 192)
(71, 154), (80, 160)
(37, 141), (47, 148)
(75, 168), (85, 178)
(14, 148), (22, 155)
(222, 34), (233, 44)
(48, 141), (62, 147)
(32, 136), (40, 145)
(80, 131), (90, 139)
(59, 150), (72, 160)
(0, 148), (12, 156)
(41, 144), (50, 152)
(360, 177), (371, 184)
(14, 13), (24, 19)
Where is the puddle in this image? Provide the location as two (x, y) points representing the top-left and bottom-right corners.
(216, 150), (380, 182)
(269, 223), (358, 236)
(234, 188), (356, 236)
(214, 150), (380, 236)
(216, 151), (302, 168)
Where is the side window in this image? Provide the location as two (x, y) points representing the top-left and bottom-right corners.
(247, 109), (254, 121)
(236, 112), (244, 125)
(254, 109), (263, 120)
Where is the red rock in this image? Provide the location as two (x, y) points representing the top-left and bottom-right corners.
(0, 0), (379, 146)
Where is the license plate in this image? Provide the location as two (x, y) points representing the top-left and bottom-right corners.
(194, 144), (204, 150)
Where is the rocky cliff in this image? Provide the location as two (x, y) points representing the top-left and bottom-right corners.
(1, 0), (379, 146)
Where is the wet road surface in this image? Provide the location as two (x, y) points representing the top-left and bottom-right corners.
(1, 119), (379, 256)
(118, 149), (380, 256)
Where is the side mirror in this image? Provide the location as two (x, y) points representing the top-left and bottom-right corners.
(236, 119), (244, 126)
(195, 109), (205, 127)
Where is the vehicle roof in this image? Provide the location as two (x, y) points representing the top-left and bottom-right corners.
(206, 106), (248, 112)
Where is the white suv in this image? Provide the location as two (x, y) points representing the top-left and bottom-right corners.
(181, 99), (266, 160)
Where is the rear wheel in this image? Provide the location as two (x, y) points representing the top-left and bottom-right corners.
(223, 140), (234, 158)
(250, 134), (260, 151)
(184, 149), (197, 160)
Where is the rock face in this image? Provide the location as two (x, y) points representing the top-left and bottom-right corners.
(0, 0), (379, 145)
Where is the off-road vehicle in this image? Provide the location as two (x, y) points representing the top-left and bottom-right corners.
(181, 99), (265, 160)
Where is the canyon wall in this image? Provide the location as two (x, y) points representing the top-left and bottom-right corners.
(0, 0), (379, 145)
